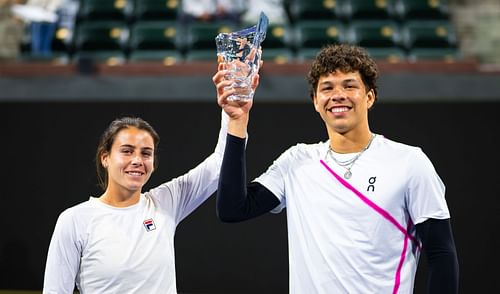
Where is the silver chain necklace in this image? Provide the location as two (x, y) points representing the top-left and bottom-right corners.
(327, 134), (376, 179)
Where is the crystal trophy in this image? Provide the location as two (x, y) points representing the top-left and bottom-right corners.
(215, 12), (269, 101)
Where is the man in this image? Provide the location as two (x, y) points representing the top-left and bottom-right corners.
(213, 44), (459, 293)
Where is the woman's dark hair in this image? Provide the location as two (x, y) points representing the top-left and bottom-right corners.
(307, 44), (379, 102)
(95, 117), (160, 190)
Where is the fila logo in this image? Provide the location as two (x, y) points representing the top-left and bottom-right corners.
(143, 218), (156, 232)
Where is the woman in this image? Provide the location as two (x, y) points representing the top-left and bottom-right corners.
(43, 110), (231, 293)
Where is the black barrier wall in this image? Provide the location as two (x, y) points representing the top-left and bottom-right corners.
(1, 101), (499, 293)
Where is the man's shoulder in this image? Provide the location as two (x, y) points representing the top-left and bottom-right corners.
(281, 140), (327, 159)
(376, 135), (421, 152)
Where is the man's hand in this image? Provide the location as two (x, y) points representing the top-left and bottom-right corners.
(213, 62), (260, 138)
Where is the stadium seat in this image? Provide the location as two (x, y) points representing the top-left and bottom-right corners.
(52, 26), (73, 54)
(408, 47), (460, 62)
(73, 21), (128, 52)
(78, 0), (131, 21)
(294, 20), (345, 49)
(394, 0), (450, 20)
(262, 48), (295, 64)
(295, 48), (320, 61)
(128, 49), (182, 65)
(73, 50), (127, 65)
(185, 49), (217, 62)
(133, 0), (179, 21)
(184, 22), (235, 51)
(366, 47), (406, 62)
(401, 20), (457, 49)
(289, 0), (342, 22)
(263, 24), (293, 49)
(341, 0), (396, 20)
(129, 21), (180, 51)
(346, 20), (401, 48)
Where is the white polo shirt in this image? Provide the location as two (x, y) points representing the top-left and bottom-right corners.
(254, 135), (450, 294)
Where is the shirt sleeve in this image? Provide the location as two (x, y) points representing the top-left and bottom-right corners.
(406, 148), (450, 224)
(43, 209), (81, 294)
(150, 110), (229, 224)
(216, 134), (280, 222)
(253, 145), (298, 214)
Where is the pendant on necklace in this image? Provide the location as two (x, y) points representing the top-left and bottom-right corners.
(344, 170), (352, 179)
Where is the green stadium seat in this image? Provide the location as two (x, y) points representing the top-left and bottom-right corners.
(347, 20), (401, 48)
(74, 21), (128, 52)
(289, 0), (342, 22)
(128, 49), (182, 65)
(366, 47), (406, 62)
(78, 0), (131, 21)
(73, 50), (127, 65)
(394, 0), (450, 20)
(129, 21), (180, 51)
(295, 48), (321, 61)
(262, 48), (295, 64)
(133, 0), (179, 21)
(184, 22), (235, 51)
(401, 20), (456, 49)
(408, 47), (461, 62)
(184, 49), (217, 62)
(263, 24), (293, 49)
(52, 26), (73, 54)
(341, 0), (396, 20)
(294, 20), (345, 49)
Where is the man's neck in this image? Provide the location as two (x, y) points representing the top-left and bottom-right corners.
(329, 129), (373, 154)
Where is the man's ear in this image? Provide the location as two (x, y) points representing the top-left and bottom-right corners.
(313, 94), (321, 112)
(367, 89), (376, 110)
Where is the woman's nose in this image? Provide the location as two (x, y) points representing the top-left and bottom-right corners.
(131, 154), (143, 165)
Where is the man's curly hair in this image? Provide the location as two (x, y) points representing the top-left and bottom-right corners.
(307, 44), (379, 102)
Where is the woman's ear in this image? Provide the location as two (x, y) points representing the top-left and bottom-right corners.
(101, 152), (109, 168)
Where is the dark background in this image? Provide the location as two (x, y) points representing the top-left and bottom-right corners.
(1, 100), (499, 293)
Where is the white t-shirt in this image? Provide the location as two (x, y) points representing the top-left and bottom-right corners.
(255, 135), (450, 294)
(43, 112), (228, 294)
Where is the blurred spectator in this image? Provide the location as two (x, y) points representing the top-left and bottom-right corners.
(242, 0), (288, 25)
(180, 0), (246, 25)
(0, 0), (23, 61)
(12, 0), (62, 57)
(55, 0), (78, 44)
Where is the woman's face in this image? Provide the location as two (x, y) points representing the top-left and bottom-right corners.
(101, 127), (155, 196)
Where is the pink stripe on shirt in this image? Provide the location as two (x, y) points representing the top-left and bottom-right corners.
(320, 160), (421, 293)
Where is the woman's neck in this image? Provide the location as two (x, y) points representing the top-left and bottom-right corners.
(99, 188), (141, 207)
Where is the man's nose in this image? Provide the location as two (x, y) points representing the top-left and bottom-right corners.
(329, 88), (346, 101)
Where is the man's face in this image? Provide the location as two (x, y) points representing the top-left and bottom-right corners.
(313, 70), (375, 135)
